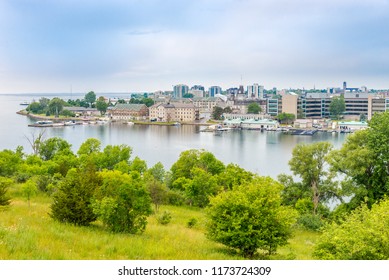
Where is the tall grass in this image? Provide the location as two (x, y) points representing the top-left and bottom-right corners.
(0, 192), (319, 260)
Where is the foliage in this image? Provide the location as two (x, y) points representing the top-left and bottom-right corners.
(170, 149), (225, 183)
(223, 106), (232, 114)
(187, 217), (198, 228)
(206, 177), (297, 258)
(314, 198), (389, 260)
(328, 112), (389, 210)
(217, 163), (254, 190)
(288, 142), (337, 215)
(247, 102), (261, 114)
(85, 91), (96, 107)
(185, 167), (221, 207)
(277, 112), (296, 124)
(297, 214), (324, 231)
(101, 144), (132, 170)
(0, 177), (12, 206)
(146, 177), (168, 212)
(38, 137), (72, 161)
(96, 96), (108, 115)
(48, 98), (66, 117)
(21, 178), (38, 207)
(0, 149), (23, 177)
(93, 170), (152, 233)
(329, 96), (345, 119)
(156, 211), (172, 225)
(50, 168), (99, 226)
(212, 106), (224, 120)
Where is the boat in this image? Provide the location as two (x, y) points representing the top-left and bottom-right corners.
(64, 120), (77, 126)
(20, 101), (30, 106)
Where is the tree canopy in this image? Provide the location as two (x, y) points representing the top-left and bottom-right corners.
(329, 96), (345, 119)
(247, 102), (261, 114)
(206, 177), (297, 258)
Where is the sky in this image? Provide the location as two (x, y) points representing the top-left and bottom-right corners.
(1, 0), (389, 93)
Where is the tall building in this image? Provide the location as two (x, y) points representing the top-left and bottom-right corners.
(247, 83), (264, 99)
(209, 86), (222, 97)
(173, 84), (189, 98)
(191, 85), (205, 91)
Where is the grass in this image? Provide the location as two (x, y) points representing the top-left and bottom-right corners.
(0, 191), (320, 260)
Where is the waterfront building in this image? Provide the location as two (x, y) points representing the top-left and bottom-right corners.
(232, 99), (267, 114)
(173, 84), (189, 98)
(223, 117), (279, 130)
(149, 102), (198, 122)
(267, 98), (280, 116)
(192, 97), (227, 112)
(108, 104), (149, 121)
(64, 107), (100, 117)
(281, 93), (298, 117)
(209, 86), (222, 97)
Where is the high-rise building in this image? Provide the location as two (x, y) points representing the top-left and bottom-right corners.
(191, 85), (205, 91)
(247, 83), (264, 99)
(173, 84), (189, 98)
(209, 86), (222, 97)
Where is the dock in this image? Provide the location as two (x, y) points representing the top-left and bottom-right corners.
(290, 129), (318, 136)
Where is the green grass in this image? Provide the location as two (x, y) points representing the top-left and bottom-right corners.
(0, 192), (320, 260)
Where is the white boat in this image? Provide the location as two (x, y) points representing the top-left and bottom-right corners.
(20, 101), (30, 105)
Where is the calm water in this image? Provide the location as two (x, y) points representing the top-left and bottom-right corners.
(0, 93), (348, 178)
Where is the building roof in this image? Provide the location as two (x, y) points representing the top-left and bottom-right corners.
(111, 104), (147, 111)
(64, 106), (98, 112)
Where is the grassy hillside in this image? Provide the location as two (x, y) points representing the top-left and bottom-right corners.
(0, 191), (320, 260)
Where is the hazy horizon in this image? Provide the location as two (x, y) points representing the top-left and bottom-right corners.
(1, 0), (389, 93)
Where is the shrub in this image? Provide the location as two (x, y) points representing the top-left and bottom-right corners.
(297, 214), (324, 231)
(156, 211), (172, 225)
(0, 177), (12, 206)
(93, 170), (152, 233)
(314, 198), (389, 259)
(187, 218), (197, 228)
(206, 177), (297, 258)
(50, 168), (98, 226)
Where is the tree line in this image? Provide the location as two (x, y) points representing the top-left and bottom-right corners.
(2, 112), (389, 259)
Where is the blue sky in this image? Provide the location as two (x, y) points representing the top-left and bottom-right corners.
(1, 0), (388, 93)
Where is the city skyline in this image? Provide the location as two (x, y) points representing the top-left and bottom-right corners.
(1, 0), (389, 93)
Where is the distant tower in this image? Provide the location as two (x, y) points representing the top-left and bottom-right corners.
(343, 81), (347, 91)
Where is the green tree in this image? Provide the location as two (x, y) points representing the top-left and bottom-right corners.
(145, 177), (168, 212)
(277, 113), (296, 124)
(50, 168), (100, 226)
(223, 106), (233, 114)
(85, 91), (96, 107)
(0, 177), (12, 206)
(38, 137), (72, 161)
(217, 163), (254, 190)
(48, 98), (65, 117)
(170, 149), (224, 183)
(77, 138), (101, 156)
(96, 97), (108, 115)
(314, 199), (389, 260)
(21, 178), (38, 207)
(206, 177), (297, 258)
(247, 102), (261, 114)
(329, 96), (345, 119)
(288, 142), (337, 215)
(100, 144), (132, 170)
(185, 167), (220, 207)
(93, 170), (152, 233)
(212, 106), (224, 120)
(328, 112), (389, 210)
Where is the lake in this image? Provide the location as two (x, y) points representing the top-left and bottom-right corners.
(0, 93), (348, 178)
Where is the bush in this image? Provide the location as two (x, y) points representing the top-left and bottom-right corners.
(314, 198), (389, 260)
(0, 177), (12, 206)
(167, 190), (185, 206)
(156, 211), (172, 225)
(93, 170), (152, 233)
(206, 177), (297, 258)
(50, 169), (98, 226)
(187, 218), (197, 228)
(297, 214), (324, 231)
